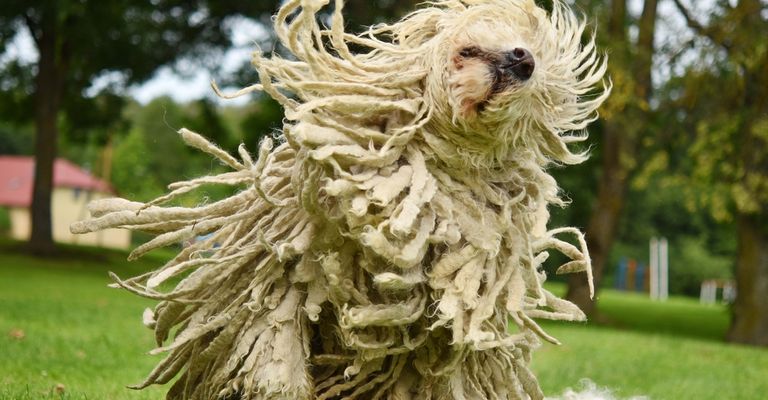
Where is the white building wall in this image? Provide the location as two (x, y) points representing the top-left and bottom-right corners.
(9, 207), (29, 240)
(7, 188), (130, 250)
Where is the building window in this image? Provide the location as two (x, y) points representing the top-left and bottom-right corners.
(73, 188), (82, 200)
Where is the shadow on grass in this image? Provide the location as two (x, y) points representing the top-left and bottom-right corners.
(545, 282), (730, 343)
(593, 292), (730, 342)
(0, 237), (174, 279)
(1, 238), (114, 262)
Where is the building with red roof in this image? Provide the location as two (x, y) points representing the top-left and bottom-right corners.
(0, 156), (130, 249)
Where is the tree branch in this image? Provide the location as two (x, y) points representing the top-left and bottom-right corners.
(671, 0), (732, 52)
(23, 11), (41, 48)
(23, 10), (43, 49)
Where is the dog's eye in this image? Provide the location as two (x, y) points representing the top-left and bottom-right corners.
(458, 47), (480, 58)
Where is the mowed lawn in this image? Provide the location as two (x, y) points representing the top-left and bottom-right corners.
(2, 240), (768, 399)
(0, 242), (168, 400)
(534, 286), (768, 399)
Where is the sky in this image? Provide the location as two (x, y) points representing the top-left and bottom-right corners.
(125, 16), (268, 105)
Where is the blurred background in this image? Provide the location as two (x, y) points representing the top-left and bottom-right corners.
(0, 0), (766, 399)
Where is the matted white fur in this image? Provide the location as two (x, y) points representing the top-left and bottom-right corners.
(72, 0), (609, 399)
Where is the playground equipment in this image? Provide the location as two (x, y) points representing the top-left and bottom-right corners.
(700, 279), (737, 305)
(649, 237), (668, 301)
(614, 237), (668, 301)
(614, 258), (648, 292)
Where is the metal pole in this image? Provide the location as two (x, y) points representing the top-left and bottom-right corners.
(707, 281), (717, 305)
(723, 282), (736, 303)
(660, 237), (668, 301)
(650, 237), (658, 300)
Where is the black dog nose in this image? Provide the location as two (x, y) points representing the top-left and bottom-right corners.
(503, 48), (535, 81)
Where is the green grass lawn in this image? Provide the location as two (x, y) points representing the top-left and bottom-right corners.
(534, 285), (768, 399)
(0, 241), (169, 400)
(1, 240), (767, 399)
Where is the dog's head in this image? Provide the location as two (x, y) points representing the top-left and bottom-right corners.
(257, 0), (608, 168)
(409, 0), (610, 165)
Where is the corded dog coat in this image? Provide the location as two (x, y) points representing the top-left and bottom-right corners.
(72, 0), (609, 398)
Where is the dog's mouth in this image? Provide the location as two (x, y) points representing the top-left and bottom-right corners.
(454, 46), (536, 115)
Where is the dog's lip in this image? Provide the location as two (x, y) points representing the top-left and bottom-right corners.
(490, 67), (522, 94)
(479, 65), (530, 114)
(499, 60), (528, 71)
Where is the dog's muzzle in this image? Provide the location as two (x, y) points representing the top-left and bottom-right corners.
(501, 48), (535, 81)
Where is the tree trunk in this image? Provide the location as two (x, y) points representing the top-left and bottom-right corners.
(728, 216), (768, 345)
(28, 9), (65, 256)
(727, 6), (768, 343)
(100, 133), (115, 184)
(566, 121), (627, 315)
(565, 0), (658, 315)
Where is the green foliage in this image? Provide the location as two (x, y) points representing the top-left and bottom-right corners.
(548, 113), (739, 297)
(600, 173), (737, 296)
(0, 59), (36, 125)
(0, 122), (34, 155)
(111, 128), (165, 201)
(0, 0), (262, 141)
(336, 0), (419, 27)
(184, 98), (237, 153)
(549, 124), (601, 231)
(110, 97), (248, 205)
(0, 207), (11, 235)
(1, 0), (279, 89)
(62, 93), (130, 147)
(668, 237), (733, 296)
(607, 237), (733, 297)
(129, 98), (195, 186)
(111, 98), (198, 202)
(0, 0), (288, 251)
(648, 1), (768, 225)
(240, 95), (284, 148)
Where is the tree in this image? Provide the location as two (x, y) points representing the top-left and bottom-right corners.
(111, 97), (188, 202)
(669, 0), (768, 345)
(0, 0), (276, 255)
(565, 0), (660, 315)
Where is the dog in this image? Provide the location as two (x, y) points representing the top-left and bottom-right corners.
(72, 0), (608, 398)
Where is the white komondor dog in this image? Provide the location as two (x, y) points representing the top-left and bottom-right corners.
(73, 0), (609, 399)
